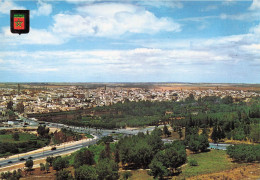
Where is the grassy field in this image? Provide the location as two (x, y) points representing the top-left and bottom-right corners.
(178, 149), (247, 179)
(119, 150), (249, 180)
(0, 133), (37, 143)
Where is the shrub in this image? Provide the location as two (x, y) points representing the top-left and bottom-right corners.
(122, 171), (132, 180)
(189, 159), (198, 166)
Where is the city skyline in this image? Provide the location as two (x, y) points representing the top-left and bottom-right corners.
(0, 0), (260, 83)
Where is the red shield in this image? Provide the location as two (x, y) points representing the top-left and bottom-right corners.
(14, 14), (25, 30)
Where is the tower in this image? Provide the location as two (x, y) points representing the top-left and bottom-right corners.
(18, 84), (20, 95)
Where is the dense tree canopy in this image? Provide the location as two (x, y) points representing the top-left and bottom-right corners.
(227, 144), (260, 162)
(96, 158), (119, 180)
(74, 165), (97, 180)
(53, 157), (69, 171)
(73, 149), (95, 168)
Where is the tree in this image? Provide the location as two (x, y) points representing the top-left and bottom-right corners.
(202, 127), (209, 136)
(25, 159), (33, 172)
(7, 101), (13, 110)
(99, 149), (108, 161)
(149, 141), (187, 178)
(74, 165), (98, 180)
(16, 102), (24, 113)
(134, 140), (153, 167)
(53, 157), (69, 171)
(178, 128), (183, 139)
(40, 163), (45, 172)
(37, 125), (50, 137)
(55, 169), (72, 180)
(227, 144), (260, 162)
(46, 156), (55, 166)
(147, 130), (164, 153)
(151, 127), (162, 137)
(165, 142), (187, 171)
(148, 159), (168, 179)
(211, 124), (225, 143)
(249, 104), (260, 118)
(211, 125), (219, 143)
(1, 170), (22, 180)
(45, 162), (50, 173)
(96, 158), (119, 180)
(189, 159), (198, 166)
(122, 171), (132, 180)
(114, 148), (120, 163)
(74, 149), (95, 168)
(1, 171), (12, 180)
(99, 136), (113, 144)
(250, 124), (260, 143)
(198, 134), (209, 152)
(12, 132), (19, 141)
(187, 135), (200, 153)
(163, 125), (171, 137)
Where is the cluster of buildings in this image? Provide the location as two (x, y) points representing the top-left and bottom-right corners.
(0, 85), (259, 116)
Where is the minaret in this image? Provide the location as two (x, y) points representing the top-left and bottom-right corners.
(18, 84), (20, 95)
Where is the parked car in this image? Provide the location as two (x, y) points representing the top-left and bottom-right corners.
(8, 161), (12, 163)
(51, 147), (56, 150)
(19, 158), (25, 161)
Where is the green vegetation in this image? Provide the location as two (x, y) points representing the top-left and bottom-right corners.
(116, 129), (187, 179)
(180, 150), (247, 178)
(173, 97), (260, 143)
(227, 144), (260, 162)
(74, 165), (98, 180)
(31, 96), (259, 179)
(37, 125), (50, 138)
(0, 132), (49, 157)
(0, 126), (53, 157)
(37, 96), (260, 144)
(148, 141), (186, 179)
(86, 133), (94, 138)
(40, 127), (258, 180)
(73, 149), (95, 168)
(25, 159), (34, 171)
(42, 128), (187, 180)
(0, 133), (35, 143)
(1, 169), (22, 180)
(49, 142), (119, 180)
(55, 169), (72, 180)
(189, 159), (198, 166)
(53, 156), (69, 171)
(52, 128), (83, 144)
(12, 132), (20, 141)
(121, 171), (132, 180)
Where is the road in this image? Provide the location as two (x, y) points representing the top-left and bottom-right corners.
(0, 116), (163, 170)
(0, 137), (98, 169)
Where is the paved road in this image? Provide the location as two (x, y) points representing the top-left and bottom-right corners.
(0, 137), (98, 169)
(0, 117), (163, 170)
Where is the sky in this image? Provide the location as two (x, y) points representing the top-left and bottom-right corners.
(0, 0), (259, 83)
